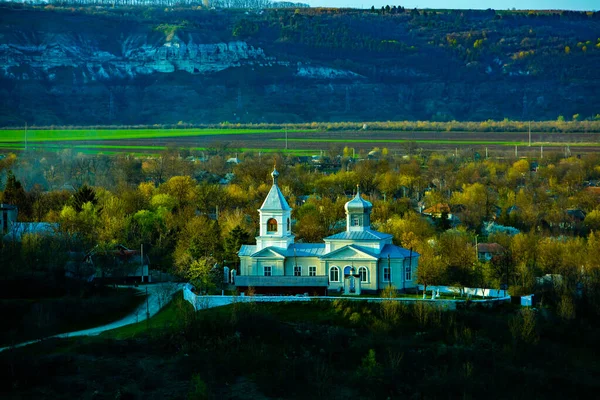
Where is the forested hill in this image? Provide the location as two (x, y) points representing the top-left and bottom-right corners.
(1, 3), (600, 126)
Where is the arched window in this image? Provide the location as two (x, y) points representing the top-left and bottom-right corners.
(329, 266), (340, 282)
(287, 218), (290, 232)
(359, 267), (368, 283)
(267, 218), (277, 233)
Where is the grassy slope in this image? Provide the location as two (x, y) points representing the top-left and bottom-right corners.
(0, 287), (147, 347)
(3, 297), (600, 399)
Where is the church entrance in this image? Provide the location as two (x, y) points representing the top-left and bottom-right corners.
(343, 266), (361, 295)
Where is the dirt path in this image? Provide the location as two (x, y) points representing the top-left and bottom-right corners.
(0, 282), (182, 353)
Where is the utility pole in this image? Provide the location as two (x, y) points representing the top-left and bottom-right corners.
(146, 286), (149, 320)
(515, 145), (518, 158)
(141, 243), (144, 283)
(541, 145), (543, 159)
(285, 127), (288, 150)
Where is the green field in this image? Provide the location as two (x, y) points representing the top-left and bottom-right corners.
(0, 128), (313, 142)
(1, 127), (598, 156)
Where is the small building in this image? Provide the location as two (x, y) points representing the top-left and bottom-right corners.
(1, 203), (59, 241)
(477, 243), (505, 262)
(236, 168), (419, 295)
(87, 244), (150, 283)
(423, 203), (452, 218)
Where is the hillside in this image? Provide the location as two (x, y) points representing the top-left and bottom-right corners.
(1, 3), (599, 126)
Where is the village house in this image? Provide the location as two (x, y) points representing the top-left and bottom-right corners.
(477, 243), (505, 262)
(236, 168), (419, 295)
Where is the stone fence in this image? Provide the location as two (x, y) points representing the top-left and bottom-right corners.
(183, 284), (510, 312)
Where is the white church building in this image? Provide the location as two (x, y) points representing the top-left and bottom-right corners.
(235, 168), (419, 295)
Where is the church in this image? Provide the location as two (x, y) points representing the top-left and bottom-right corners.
(235, 168), (419, 295)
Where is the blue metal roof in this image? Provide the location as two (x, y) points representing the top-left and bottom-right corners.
(238, 244), (257, 256)
(379, 244), (420, 259)
(285, 243), (326, 257)
(260, 173), (292, 211)
(324, 229), (392, 241)
(240, 242), (417, 260)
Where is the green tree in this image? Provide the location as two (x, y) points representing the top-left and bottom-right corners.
(188, 256), (221, 294)
(224, 225), (251, 269)
(438, 229), (476, 291)
(71, 184), (98, 213)
(2, 171), (29, 219)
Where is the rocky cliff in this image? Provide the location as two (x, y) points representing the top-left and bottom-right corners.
(1, 5), (599, 125)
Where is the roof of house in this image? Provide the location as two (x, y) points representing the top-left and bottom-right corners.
(566, 208), (586, 220)
(585, 187), (600, 197)
(423, 203), (451, 214)
(4, 222), (59, 241)
(477, 243), (505, 254)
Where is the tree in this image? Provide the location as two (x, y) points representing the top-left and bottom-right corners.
(158, 176), (199, 210)
(224, 225), (251, 269)
(188, 257), (221, 294)
(438, 229), (476, 292)
(71, 184), (98, 212)
(174, 216), (223, 277)
(417, 245), (445, 295)
(584, 210), (600, 231)
(2, 171), (29, 219)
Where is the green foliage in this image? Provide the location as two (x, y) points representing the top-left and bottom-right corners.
(232, 19), (259, 37)
(153, 23), (186, 41)
(71, 184), (98, 212)
(1, 171), (28, 218)
(223, 225), (251, 268)
(188, 373), (209, 400)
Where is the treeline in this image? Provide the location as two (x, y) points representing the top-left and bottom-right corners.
(4, 119), (600, 132)
(23, 0), (308, 8)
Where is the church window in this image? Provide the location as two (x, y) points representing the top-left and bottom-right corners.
(359, 267), (368, 283)
(309, 266), (316, 276)
(383, 267), (391, 282)
(351, 215), (360, 226)
(287, 218), (290, 232)
(267, 218), (277, 233)
(330, 266), (340, 282)
(404, 258), (412, 281)
(294, 265), (302, 276)
(264, 266), (272, 276)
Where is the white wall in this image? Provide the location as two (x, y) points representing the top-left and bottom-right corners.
(418, 285), (506, 298)
(182, 285), (510, 312)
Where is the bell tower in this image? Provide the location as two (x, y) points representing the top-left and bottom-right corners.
(255, 168), (295, 251)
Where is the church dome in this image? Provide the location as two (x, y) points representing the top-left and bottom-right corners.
(345, 188), (372, 213)
(271, 168), (280, 181)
